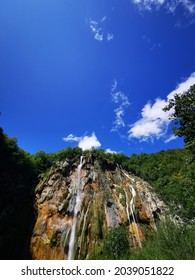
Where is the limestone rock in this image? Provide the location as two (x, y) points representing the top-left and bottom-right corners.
(31, 155), (167, 260)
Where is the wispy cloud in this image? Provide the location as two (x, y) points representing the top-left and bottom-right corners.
(63, 132), (101, 150)
(88, 16), (114, 42)
(63, 134), (81, 142)
(131, 0), (195, 14)
(132, 0), (165, 11)
(175, 18), (195, 28)
(164, 135), (178, 143)
(167, 0), (195, 14)
(89, 18), (103, 41)
(107, 33), (114, 41)
(128, 72), (195, 142)
(111, 80), (130, 132)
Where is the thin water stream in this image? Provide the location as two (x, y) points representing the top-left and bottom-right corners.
(67, 156), (83, 259)
(122, 171), (142, 248)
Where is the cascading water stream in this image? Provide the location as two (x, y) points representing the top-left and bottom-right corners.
(122, 171), (142, 249)
(67, 156), (83, 260)
(78, 203), (90, 259)
(129, 185), (142, 248)
(124, 188), (136, 247)
(124, 189), (130, 224)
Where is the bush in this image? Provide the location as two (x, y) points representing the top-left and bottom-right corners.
(103, 225), (130, 259)
(131, 220), (195, 260)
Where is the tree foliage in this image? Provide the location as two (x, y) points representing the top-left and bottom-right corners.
(120, 149), (195, 220)
(163, 84), (195, 155)
(0, 128), (36, 259)
(103, 226), (130, 259)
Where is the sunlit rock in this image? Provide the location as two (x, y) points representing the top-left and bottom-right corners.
(31, 154), (167, 260)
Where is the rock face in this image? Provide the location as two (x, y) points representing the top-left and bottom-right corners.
(31, 155), (166, 260)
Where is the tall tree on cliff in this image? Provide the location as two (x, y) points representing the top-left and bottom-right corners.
(164, 84), (195, 157)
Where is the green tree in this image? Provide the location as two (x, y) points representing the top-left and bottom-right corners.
(163, 84), (195, 155)
(103, 226), (130, 259)
(0, 128), (36, 259)
(31, 151), (56, 177)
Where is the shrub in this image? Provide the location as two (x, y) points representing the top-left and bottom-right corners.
(103, 225), (130, 259)
(131, 220), (195, 260)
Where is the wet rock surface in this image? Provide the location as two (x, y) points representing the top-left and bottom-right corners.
(31, 156), (167, 260)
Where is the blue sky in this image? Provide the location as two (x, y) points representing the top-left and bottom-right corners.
(1, 0), (195, 155)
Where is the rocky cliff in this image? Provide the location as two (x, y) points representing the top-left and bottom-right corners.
(31, 154), (167, 260)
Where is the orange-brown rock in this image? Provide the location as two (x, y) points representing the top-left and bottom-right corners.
(31, 155), (166, 259)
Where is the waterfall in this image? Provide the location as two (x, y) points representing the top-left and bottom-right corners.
(123, 188), (137, 246)
(67, 156), (83, 260)
(62, 226), (71, 253)
(78, 203), (90, 259)
(129, 185), (142, 248)
(124, 189), (130, 224)
(122, 171), (142, 248)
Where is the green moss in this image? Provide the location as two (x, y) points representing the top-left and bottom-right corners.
(116, 187), (126, 207)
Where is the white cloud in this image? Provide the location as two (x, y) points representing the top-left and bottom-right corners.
(131, 0), (195, 14)
(178, 0), (195, 14)
(114, 107), (125, 128)
(141, 98), (170, 122)
(164, 135), (178, 143)
(107, 33), (114, 41)
(129, 118), (166, 141)
(63, 134), (81, 142)
(111, 80), (130, 132)
(167, 72), (195, 100)
(132, 0), (165, 11)
(88, 17), (114, 42)
(63, 132), (101, 151)
(105, 148), (117, 154)
(89, 19), (103, 42)
(101, 16), (107, 22)
(94, 32), (104, 42)
(128, 72), (195, 142)
(78, 133), (101, 150)
(166, 0), (195, 14)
